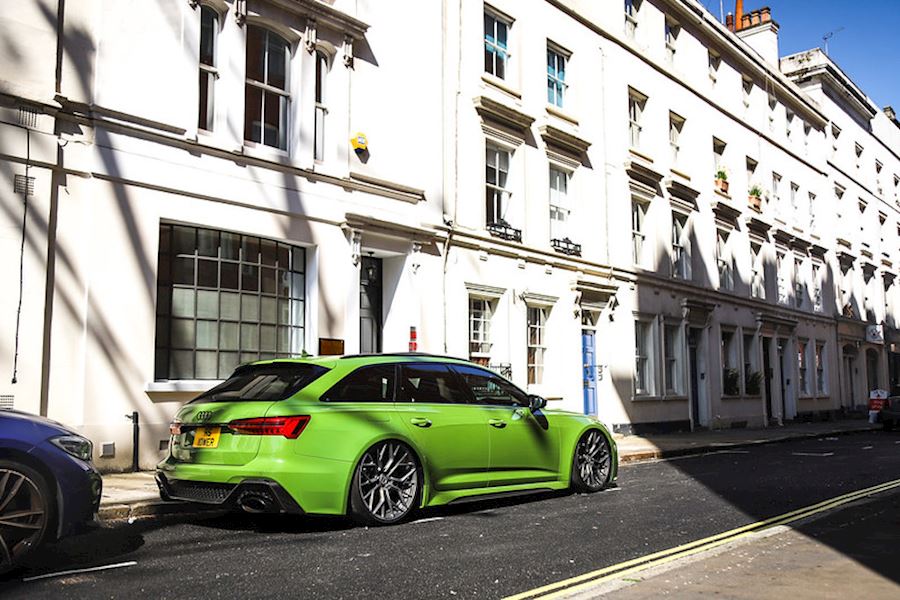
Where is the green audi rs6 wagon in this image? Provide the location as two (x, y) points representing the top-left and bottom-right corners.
(156, 353), (617, 524)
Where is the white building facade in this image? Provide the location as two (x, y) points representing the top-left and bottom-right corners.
(0, 0), (897, 470)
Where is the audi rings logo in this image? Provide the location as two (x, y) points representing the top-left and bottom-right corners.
(194, 410), (214, 423)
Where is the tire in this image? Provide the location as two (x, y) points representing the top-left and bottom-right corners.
(0, 460), (55, 575)
(349, 441), (421, 526)
(570, 429), (613, 493)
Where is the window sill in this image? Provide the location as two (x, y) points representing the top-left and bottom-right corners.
(545, 104), (579, 127)
(481, 74), (522, 100)
(661, 394), (688, 401)
(721, 394), (759, 400)
(632, 394), (663, 402)
(628, 147), (655, 163)
(146, 380), (222, 393)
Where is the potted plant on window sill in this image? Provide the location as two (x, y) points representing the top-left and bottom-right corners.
(722, 367), (741, 396)
(748, 184), (763, 211)
(714, 168), (729, 194)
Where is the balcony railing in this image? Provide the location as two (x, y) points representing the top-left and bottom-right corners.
(487, 221), (522, 242)
(551, 237), (582, 256)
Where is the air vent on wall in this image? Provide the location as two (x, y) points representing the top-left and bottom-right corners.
(14, 174), (35, 196)
(17, 105), (38, 128)
(0, 395), (14, 410)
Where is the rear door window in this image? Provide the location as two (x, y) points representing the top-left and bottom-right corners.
(451, 364), (528, 407)
(398, 363), (469, 404)
(321, 364), (396, 402)
(191, 363), (327, 403)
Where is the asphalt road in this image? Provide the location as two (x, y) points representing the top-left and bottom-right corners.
(3, 431), (899, 599)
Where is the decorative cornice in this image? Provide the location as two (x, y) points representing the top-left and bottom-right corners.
(625, 157), (664, 190)
(473, 96), (535, 136)
(268, 0), (369, 39)
(711, 197), (742, 228)
(520, 291), (559, 308)
(465, 282), (506, 300)
(538, 124), (591, 156)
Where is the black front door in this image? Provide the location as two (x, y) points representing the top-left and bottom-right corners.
(688, 328), (700, 428)
(763, 337), (773, 424)
(360, 257), (382, 353)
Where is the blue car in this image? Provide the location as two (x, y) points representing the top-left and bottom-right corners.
(0, 410), (102, 574)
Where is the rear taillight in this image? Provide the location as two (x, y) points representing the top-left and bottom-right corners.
(228, 415), (310, 439)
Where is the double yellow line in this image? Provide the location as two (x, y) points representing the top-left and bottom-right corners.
(505, 478), (900, 600)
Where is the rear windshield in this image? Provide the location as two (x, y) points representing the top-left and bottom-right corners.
(190, 363), (328, 403)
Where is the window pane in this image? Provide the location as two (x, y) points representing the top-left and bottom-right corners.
(219, 322), (239, 350)
(171, 318), (195, 348)
(398, 364), (468, 404)
(197, 229), (218, 257)
(261, 267), (277, 294)
(290, 299), (305, 327)
(277, 270), (290, 297)
(241, 264), (259, 291)
(263, 91), (283, 148)
(241, 294), (259, 321)
(200, 7), (217, 66)
(220, 291), (240, 320)
(221, 232), (240, 260)
(242, 237), (260, 263)
(291, 273), (304, 299)
(322, 365), (396, 402)
(292, 247), (305, 272)
(170, 350), (194, 380)
(197, 290), (218, 319)
(172, 288), (195, 318)
(260, 239), (277, 266)
(244, 84), (262, 143)
(241, 324), (259, 351)
(278, 299), (290, 324)
(246, 26), (265, 82)
(278, 326), (290, 352)
(196, 351), (218, 379)
(173, 226), (196, 255)
(197, 259), (218, 287)
(196, 320), (218, 350)
(260, 325), (277, 352)
(220, 262), (239, 290)
(261, 296), (277, 324)
(266, 34), (288, 90)
(173, 257), (195, 285)
(218, 352), (239, 379)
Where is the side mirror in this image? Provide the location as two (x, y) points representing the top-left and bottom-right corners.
(527, 394), (547, 411)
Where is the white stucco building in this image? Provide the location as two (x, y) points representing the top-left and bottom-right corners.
(1, 0), (898, 470)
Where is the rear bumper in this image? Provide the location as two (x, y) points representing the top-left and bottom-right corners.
(156, 473), (304, 514)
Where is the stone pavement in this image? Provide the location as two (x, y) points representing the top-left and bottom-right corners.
(98, 418), (879, 521)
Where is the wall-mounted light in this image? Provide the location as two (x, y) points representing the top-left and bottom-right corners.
(365, 252), (377, 282)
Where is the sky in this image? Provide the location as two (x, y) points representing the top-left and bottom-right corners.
(701, 0), (900, 109)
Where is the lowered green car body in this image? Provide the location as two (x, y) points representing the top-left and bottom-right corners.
(156, 354), (617, 524)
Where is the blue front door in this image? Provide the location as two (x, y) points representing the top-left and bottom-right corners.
(582, 330), (597, 415)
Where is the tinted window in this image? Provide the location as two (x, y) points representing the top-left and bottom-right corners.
(321, 364), (395, 402)
(191, 363), (326, 403)
(398, 364), (469, 404)
(452, 365), (528, 407)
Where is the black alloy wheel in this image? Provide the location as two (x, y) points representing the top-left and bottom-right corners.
(571, 429), (613, 493)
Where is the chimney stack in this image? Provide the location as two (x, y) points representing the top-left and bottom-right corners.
(729, 3), (780, 65)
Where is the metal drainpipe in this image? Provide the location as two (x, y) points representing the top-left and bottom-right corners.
(125, 411), (139, 472)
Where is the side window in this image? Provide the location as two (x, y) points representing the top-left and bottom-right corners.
(321, 364), (395, 402)
(451, 365), (527, 407)
(398, 364), (469, 404)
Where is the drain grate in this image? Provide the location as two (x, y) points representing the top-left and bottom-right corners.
(14, 174), (35, 196)
(0, 395), (14, 410)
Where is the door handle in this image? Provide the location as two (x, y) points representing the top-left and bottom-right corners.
(489, 419), (507, 428)
(410, 417), (432, 428)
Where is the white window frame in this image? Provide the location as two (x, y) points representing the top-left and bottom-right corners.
(721, 328), (739, 395)
(634, 318), (654, 396)
(484, 8), (511, 81)
(794, 256), (806, 309)
(313, 49), (330, 162)
(469, 297), (493, 361)
(632, 199), (647, 266)
(628, 88), (646, 149)
(549, 166), (571, 243)
(717, 230), (734, 291)
(812, 262), (823, 312)
(663, 323), (682, 395)
(672, 213), (689, 280)
(751, 242), (766, 299)
(527, 306), (547, 385)
(624, 0), (639, 39)
(798, 339), (810, 396)
(815, 341), (827, 395)
(244, 25), (291, 151)
(198, 5), (219, 132)
(669, 112), (684, 164)
(664, 18), (679, 64)
(546, 44), (568, 108)
(485, 144), (512, 229)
